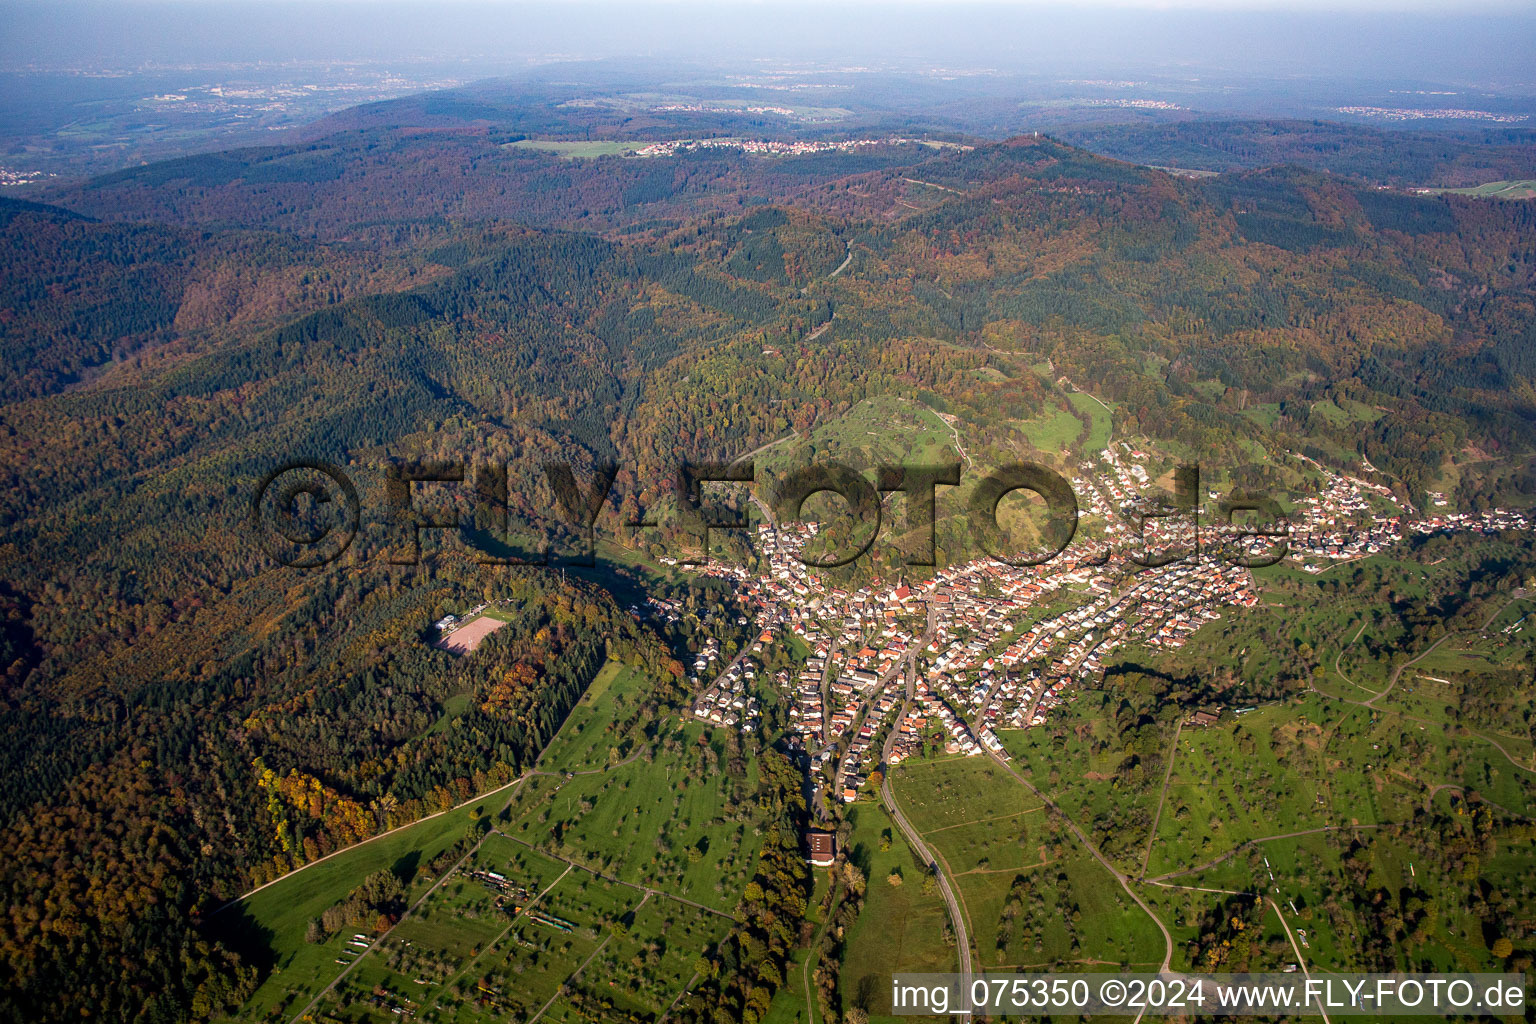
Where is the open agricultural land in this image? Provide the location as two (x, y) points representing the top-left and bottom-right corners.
(207, 395), (1535, 1024)
(505, 140), (656, 159)
(216, 792), (515, 1024)
(1416, 179), (1536, 199)
(216, 660), (757, 1024)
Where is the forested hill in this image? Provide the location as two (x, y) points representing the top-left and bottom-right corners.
(36, 127), (927, 239)
(1053, 119), (1536, 187)
(0, 196), (446, 401)
(1, 123), (1534, 1023)
(6, 134), (1535, 659)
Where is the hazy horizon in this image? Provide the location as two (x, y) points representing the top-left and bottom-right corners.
(3, 1), (1534, 88)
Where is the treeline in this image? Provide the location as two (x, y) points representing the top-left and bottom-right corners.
(675, 749), (810, 1024)
(0, 197), (436, 401)
(305, 869), (406, 942)
(812, 861), (867, 1024)
(1186, 892), (1268, 971)
(995, 868), (1083, 963)
(0, 565), (678, 1024)
(2, 113), (1534, 1024)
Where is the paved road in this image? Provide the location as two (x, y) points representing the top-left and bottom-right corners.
(880, 770), (973, 1003)
(901, 176), (965, 195)
(799, 240), (853, 295)
(749, 491), (775, 525)
(1311, 594), (1535, 775)
(1268, 897), (1333, 1024)
(798, 888), (834, 1024)
(1147, 824), (1385, 884)
(878, 604), (975, 1006)
(827, 243), (855, 279)
(818, 649), (836, 749)
(804, 317), (835, 343)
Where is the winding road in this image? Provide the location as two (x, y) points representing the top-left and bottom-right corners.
(878, 605), (975, 1005)
(879, 770), (974, 1000)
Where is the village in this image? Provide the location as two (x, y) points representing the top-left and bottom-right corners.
(1282, 454), (1531, 570)
(679, 443), (1531, 812)
(631, 136), (966, 158)
(682, 445), (1262, 809)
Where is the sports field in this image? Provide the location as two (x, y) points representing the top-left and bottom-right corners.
(435, 613), (508, 654)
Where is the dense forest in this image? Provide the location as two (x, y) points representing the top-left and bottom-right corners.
(1055, 120), (1536, 187)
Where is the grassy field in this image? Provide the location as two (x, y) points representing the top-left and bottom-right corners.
(1312, 397), (1383, 427)
(1017, 401), (1084, 455)
(1179, 552), (1470, 697)
(1378, 670), (1535, 767)
(322, 839), (573, 1024)
(997, 699), (1177, 875)
(1066, 391), (1113, 451)
(1337, 704), (1536, 814)
(592, 893), (721, 1015)
(534, 660), (654, 773)
(424, 692), (473, 736)
(1170, 813), (1536, 978)
(264, 658), (745, 1024)
(383, 859), (727, 1024)
(493, 872), (641, 1018)
(215, 786), (516, 1023)
(840, 803), (957, 1024)
(1417, 180), (1536, 200)
(890, 756), (1042, 839)
(761, 951), (815, 1024)
(888, 755), (1168, 975)
(318, 860), (637, 1023)
(960, 854), (1167, 970)
(1146, 700), (1331, 876)
(217, 660), (700, 1023)
(1171, 829), (1376, 971)
(1240, 402), (1281, 430)
(755, 395), (959, 482)
(752, 395), (963, 560)
(503, 715), (763, 913)
(505, 139), (653, 159)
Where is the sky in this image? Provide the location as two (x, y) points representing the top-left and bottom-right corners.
(1, 1), (1532, 86)
(5, 0), (1525, 7)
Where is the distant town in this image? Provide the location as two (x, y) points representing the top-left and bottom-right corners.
(632, 137), (971, 158)
(1336, 106), (1528, 124)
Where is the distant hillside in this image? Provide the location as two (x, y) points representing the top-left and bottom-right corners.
(1055, 119), (1536, 187)
(38, 127), (928, 239)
